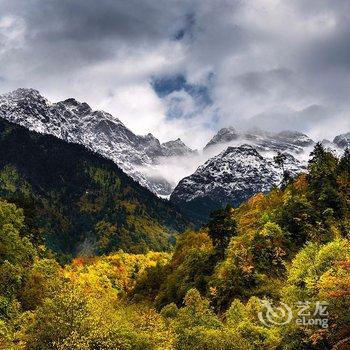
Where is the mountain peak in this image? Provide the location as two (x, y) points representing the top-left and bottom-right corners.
(221, 144), (261, 158)
(61, 97), (81, 106)
(170, 142), (305, 221)
(205, 126), (239, 149)
(333, 132), (350, 148)
(11, 87), (41, 96)
(275, 130), (314, 146)
(163, 138), (186, 146)
(170, 143), (284, 220)
(2, 88), (46, 103)
(215, 127), (238, 138)
(203, 126), (315, 154)
(59, 97), (92, 115)
(219, 126), (237, 133)
(161, 138), (196, 157)
(144, 132), (157, 140)
(226, 143), (255, 151)
(0, 88), (187, 196)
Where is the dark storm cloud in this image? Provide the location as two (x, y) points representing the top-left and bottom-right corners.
(2, 0), (180, 42)
(172, 13), (196, 41)
(0, 0), (349, 146)
(0, 0), (188, 68)
(287, 0), (350, 76)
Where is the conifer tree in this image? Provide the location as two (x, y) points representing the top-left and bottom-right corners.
(207, 204), (237, 259)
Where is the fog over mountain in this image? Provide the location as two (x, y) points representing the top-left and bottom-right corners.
(2, 2), (350, 348)
(0, 88), (348, 203)
(0, 0), (350, 149)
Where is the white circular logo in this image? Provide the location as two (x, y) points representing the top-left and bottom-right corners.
(258, 300), (293, 327)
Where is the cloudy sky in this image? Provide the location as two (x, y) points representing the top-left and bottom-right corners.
(0, 0), (349, 148)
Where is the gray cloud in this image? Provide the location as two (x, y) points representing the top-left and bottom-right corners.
(0, 0), (349, 147)
(247, 105), (333, 132)
(234, 68), (298, 97)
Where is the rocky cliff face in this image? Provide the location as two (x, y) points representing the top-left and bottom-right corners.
(1, 88), (348, 221)
(333, 133), (350, 149)
(171, 127), (347, 220)
(170, 144), (303, 219)
(0, 88), (195, 196)
(204, 127), (314, 155)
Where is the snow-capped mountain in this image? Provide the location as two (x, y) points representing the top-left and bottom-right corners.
(161, 138), (197, 157)
(203, 126), (348, 167)
(204, 127), (314, 156)
(204, 127), (239, 149)
(0, 88), (195, 196)
(171, 127), (348, 220)
(334, 132), (350, 149)
(170, 144), (303, 219)
(0, 88), (348, 218)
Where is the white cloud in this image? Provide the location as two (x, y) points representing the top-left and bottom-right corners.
(0, 15), (26, 54)
(0, 0), (349, 148)
(100, 84), (166, 135)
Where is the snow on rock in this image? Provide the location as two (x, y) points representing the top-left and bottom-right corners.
(0, 88), (194, 196)
(204, 127), (239, 149)
(161, 138), (197, 157)
(170, 144), (303, 209)
(0, 88), (348, 210)
(333, 133), (350, 149)
(171, 126), (347, 218)
(204, 127), (315, 156)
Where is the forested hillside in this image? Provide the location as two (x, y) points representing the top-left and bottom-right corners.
(0, 118), (191, 258)
(1, 142), (349, 349)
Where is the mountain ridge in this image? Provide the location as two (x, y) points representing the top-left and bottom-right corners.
(0, 116), (192, 255)
(1, 88), (349, 223)
(170, 144), (301, 219)
(171, 127), (348, 220)
(0, 88), (196, 196)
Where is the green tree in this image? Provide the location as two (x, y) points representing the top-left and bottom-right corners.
(207, 205), (237, 259)
(307, 142), (341, 218)
(336, 148), (350, 219)
(274, 152), (292, 189)
(274, 152), (287, 173)
(282, 239), (350, 349)
(0, 200), (36, 319)
(154, 231), (214, 309)
(19, 258), (63, 311)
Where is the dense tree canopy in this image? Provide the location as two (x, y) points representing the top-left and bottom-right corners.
(1, 143), (350, 349)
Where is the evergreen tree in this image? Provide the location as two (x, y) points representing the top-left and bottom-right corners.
(308, 142), (326, 166)
(336, 148), (350, 218)
(307, 142), (342, 218)
(274, 152), (292, 189)
(338, 148), (350, 173)
(273, 151), (287, 173)
(207, 204), (237, 259)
